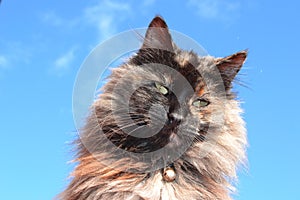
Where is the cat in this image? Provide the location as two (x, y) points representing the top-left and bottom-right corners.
(59, 16), (247, 200)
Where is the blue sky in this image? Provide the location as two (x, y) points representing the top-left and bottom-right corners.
(1, 0), (299, 199)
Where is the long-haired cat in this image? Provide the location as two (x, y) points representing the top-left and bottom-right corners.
(59, 16), (247, 200)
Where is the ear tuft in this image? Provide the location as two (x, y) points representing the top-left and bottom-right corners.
(216, 50), (248, 89)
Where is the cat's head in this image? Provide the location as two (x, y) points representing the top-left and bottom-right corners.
(91, 16), (247, 171)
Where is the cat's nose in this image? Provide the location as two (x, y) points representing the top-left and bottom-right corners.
(168, 112), (183, 125)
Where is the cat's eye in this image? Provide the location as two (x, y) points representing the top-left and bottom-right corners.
(192, 99), (210, 108)
(155, 82), (168, 95)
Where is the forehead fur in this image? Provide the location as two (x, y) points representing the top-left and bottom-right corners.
(127, 47), (226, 98)
(129, 49), (210, 91)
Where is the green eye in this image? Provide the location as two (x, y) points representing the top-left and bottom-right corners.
(192, 99), (210, 108)
(155, 82), (168, 95)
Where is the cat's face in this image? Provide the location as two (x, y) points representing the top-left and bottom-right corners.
(94, 16), (246, 168)
(107, 51), (211, 153)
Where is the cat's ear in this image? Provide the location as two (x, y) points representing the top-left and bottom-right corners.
(142, 16), (174, 51)
(216, 50), (247, 89)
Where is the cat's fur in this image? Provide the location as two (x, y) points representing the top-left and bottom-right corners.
(59, 16), (247, 200)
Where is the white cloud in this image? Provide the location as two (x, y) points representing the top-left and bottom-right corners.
(84, 0), (132, 41)
(0, 41), (32, 71)
(0, 55), (8, 69)
(42, 1), (132, 42)
(142, 0), (156, 7)
(55, 49), (75, 69)
(52, 48), (76, 76)
(188, 0), (240, 21)
(42, 11), (64, 26)
(41, 11), (79, 28)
